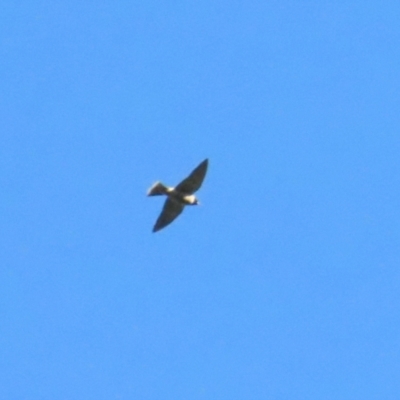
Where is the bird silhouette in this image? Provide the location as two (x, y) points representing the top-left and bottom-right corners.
(147, 159), (208, 232)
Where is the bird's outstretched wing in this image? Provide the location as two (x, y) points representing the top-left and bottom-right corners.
(153, 198), (184, 232)
(175, 159), (208, 194)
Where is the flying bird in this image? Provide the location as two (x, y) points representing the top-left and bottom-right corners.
(147, 158), (209, 232)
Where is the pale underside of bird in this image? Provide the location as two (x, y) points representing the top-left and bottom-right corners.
(147, 158), (208, 232)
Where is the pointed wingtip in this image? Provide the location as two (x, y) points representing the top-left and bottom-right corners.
(199, 158), (209, 172)
(152, 224), (163, 233)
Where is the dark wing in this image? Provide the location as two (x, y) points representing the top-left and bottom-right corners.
(175, 159), (208, 194)
(153, 198), (184, 232)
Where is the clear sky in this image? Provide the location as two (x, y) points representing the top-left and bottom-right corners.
(1, 2), (400, 399)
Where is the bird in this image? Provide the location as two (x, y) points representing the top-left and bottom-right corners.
(147, 158), (209, 232)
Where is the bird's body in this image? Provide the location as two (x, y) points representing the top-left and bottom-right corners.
(147, 159), (208, 232)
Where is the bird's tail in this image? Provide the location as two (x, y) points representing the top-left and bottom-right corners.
(147, 181), (168, 196)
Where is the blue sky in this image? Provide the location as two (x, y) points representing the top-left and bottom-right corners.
(1, 1), (400, 399)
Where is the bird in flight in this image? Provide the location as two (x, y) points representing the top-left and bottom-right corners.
(147, 158), (209, 232)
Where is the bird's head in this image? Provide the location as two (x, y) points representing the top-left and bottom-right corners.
(184, 194), (199, 205)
